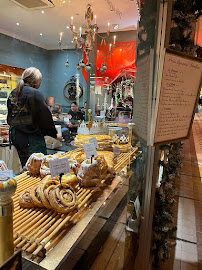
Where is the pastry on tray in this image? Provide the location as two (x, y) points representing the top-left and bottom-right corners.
(61, 173), (78, 188)
(29, 184), (44, 208)
(77, 155), (115, 187)
(74, 135), (113, 148)
(40, 155), (58, 179)
(19, 173), (79, 213)
(68, 159), (79, 174)
(67, 150), (114, 169)
(39, 179), (59, 209)
(112, 143), (131, 153)
(97, 151), (114, 169)
(26, 153), (45, 176)
(66, 152), (86, 166)
(77, 158), (102, 187)
(19, 189), (35, 208)
(49, 184), (78, 214)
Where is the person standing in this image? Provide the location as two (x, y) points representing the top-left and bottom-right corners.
(7, 67), (61, 167)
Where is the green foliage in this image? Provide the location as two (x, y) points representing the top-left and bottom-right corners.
(170, 0), (200, 53)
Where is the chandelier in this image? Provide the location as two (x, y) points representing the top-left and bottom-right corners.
(70, 4), (98, 63)
(59, 4), (117, 72)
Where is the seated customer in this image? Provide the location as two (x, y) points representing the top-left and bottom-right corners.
(62, 102), (84, 142)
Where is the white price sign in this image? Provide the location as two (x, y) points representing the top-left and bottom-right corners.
(49, 158), (70, 178)
(83, 143), (97, 159)
(89, 137), (99, 149)
(113, 146), (120, 158)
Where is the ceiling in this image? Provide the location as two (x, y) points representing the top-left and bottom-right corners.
(0, 0), (139, 50)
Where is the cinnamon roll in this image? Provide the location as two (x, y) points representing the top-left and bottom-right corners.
(29, 184), (44, 208)
(39, 180), (59, 209)
(19, 189), (35, 208)
(49, 184), (78, 214)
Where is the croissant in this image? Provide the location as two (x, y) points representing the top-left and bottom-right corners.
(77, 159), (102, 187)
(49, 184), (78, 214)
(19, 189), (35, 208)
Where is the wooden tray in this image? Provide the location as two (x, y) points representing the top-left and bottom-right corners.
(12, 147), (138, 265)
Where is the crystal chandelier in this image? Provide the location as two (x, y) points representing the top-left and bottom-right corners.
(58, 4), (117, 72)
(70, 5), (116, 64)
(70, 4), (98, 63)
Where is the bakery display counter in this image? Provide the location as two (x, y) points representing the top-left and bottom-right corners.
(12, 147), (138, 270)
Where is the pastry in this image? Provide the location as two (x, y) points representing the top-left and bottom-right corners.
(29, 184), (44, 208)
(95, 154), (115, 179)
(67, 150), (114, 169)
(69, 152), (86, 165)
(26, 153), (44, 176)
(19, 189), (35, 208)
(68, 159), (79, 174)
(97, 151), (114, 169)
(54, 153), (62, 158)
(74, 135), (113, 148)
(77, 158), (102, 187)
(112, 143), (131, 153)
(40, 155), (58, 179)
(94, 155), (108, 178)
(49, 184), (78, 214)
(61, 173), (78, 186)
(39, 179), (59, 209)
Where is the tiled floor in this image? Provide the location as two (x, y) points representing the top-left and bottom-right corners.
(158, 109), (202, 270)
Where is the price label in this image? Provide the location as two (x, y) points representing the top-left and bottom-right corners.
(83, 143), (97, 159)
(113, 146), (120, 158)
(89, 137), (99, 149)
(49, 158), (70, 178)
(0, 170), (13, 179)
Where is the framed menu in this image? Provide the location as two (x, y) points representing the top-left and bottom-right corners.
(133, 50), (154, 143)
(152, 48), (202, 146)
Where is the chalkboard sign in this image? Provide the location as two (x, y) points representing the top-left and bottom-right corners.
(152, 48), (202, 145)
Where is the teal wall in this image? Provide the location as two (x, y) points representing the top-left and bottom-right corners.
(0, 33), (49, 96)
(0, 33), (87, 109)
(47, 49), (87, 108)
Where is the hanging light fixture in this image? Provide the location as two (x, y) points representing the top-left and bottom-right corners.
(59, 4), (117, 71)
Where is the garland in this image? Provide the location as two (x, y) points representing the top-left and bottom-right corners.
(170, 0), (202, 53)
(152, 142), (183, 266)
(152, 0), (200, 265)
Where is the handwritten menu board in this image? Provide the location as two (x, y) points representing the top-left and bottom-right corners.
(133, 51), (153, 143)
(152, 49), (202, 145)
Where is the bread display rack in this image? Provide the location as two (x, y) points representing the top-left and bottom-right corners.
(12, 147), (138, 269)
